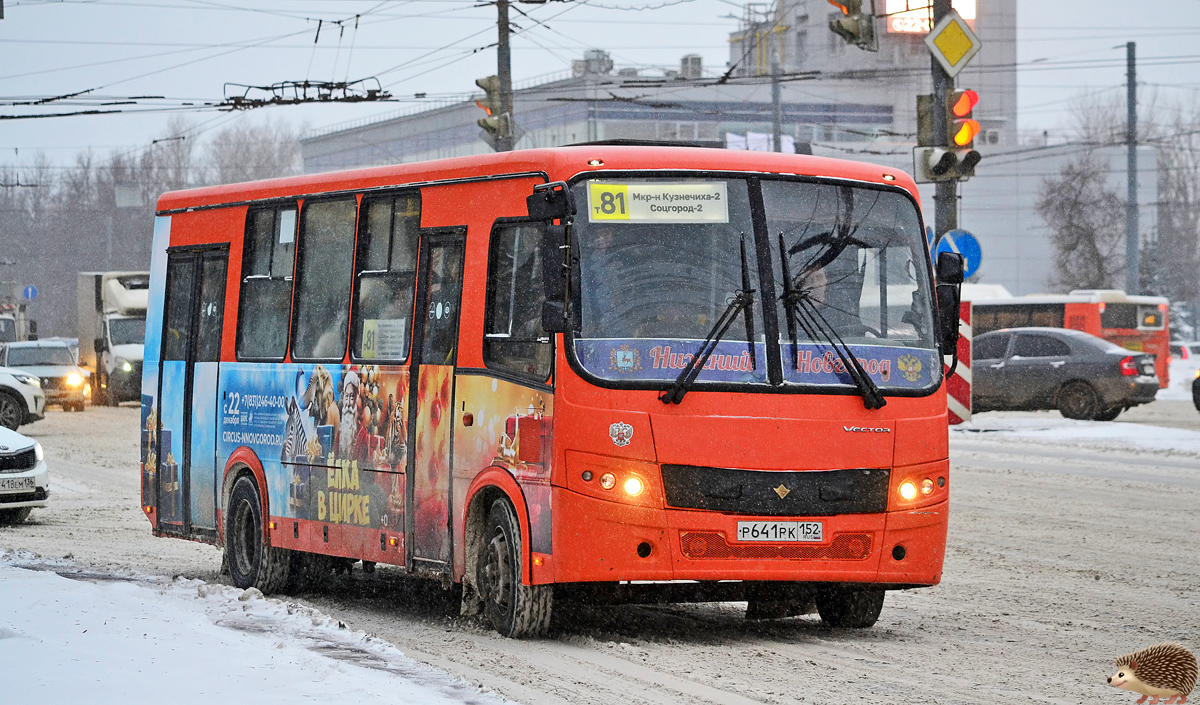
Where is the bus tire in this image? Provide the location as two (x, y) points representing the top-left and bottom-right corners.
(477, 497), (551, 638)
(1057, 381), (1100, 420)
(815, 586), (885, 628)
(226, 475), (290, 593)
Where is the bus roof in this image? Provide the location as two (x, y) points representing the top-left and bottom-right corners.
(155, 145), (918, 214)
(970, 288), (1168, 306)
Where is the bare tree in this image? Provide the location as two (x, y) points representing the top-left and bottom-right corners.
(1037, 153), (1128, 290)
(204, 119), (302, 185)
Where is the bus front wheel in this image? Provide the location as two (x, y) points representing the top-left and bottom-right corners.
(477, 498), (551, 638)
(815, 586), (885, 628)
(226, 475), (290, 593)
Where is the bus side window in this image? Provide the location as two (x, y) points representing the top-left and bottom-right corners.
(484, 221), (553, 381)
(352, 193), (421, 361)
(292, 198), (359, 361)
(236, 206), (297, 360)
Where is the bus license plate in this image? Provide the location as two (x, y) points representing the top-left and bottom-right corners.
(0, 477), (34, 492)
(736, 521), (823, 542)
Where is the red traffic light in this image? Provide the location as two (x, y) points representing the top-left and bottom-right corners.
(951, 89), (979, 118)
(827, 0), (860, 15)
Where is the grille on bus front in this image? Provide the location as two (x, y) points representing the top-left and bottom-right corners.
(0, 449), (37, 473)
(680, 531), (873, 560)
(660, 465), (890, 516)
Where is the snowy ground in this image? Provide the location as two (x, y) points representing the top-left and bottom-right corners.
(1161, 357), (1200, 402)
(0, 553), (506, 705)
(2, 405), (1199, 705)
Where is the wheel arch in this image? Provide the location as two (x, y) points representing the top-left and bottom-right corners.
(460, 467), (534, 593)
(221, 446), (269, 544)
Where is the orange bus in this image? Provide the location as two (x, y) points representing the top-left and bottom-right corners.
(140, 145), (963, 637)
(969, 289), (1170, 388)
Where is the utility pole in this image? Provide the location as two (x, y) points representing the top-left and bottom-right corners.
(496, 0), (515, 152)
(1125, 41), (1139, 294)
(931, 0), (955, 244)
(771, 54), (783, 152)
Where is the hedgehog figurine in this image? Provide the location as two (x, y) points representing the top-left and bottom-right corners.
(1108, 643), (1198, 704)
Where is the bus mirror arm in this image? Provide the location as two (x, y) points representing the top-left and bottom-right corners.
(935, 250), (965, 363)
(541, 223), (579, 333)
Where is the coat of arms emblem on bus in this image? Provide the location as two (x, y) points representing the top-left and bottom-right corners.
(897, 354), (924, 383)
(609, 421), (634, 447)
(609, 344), (642, 372)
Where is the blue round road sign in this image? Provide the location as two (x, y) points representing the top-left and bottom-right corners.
(22, 285), (37, 302)
(933, 230), (982, 279)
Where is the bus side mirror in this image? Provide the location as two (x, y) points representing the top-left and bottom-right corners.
(935, 252), (965, 353)
(936, 251), (965, 285)
(527, 181), (575, 221)
(541, 224), (576, 333)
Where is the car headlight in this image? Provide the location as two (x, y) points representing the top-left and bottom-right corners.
(34, 442), (43, 462)
(65, 372), (84, 388)
(12, 373), (40, 388)
(116, 357), (134, 373)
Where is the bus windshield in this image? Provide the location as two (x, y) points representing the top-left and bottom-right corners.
(570, 176), (939, 393)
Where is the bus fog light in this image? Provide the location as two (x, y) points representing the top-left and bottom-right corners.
(899, 481), (917, 501)
(623, 477), (643, 496)
(599, 473), (616, 490)
(920, 478), (935, 496)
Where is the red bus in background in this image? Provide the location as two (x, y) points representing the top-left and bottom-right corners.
(140, 145), (963, 638)
(968, 289), (1170, 388)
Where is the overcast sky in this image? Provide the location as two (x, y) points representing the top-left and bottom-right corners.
(1, 0), (1199, 170)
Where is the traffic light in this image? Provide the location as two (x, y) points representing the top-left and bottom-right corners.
(913, 90), (982, 182)
(827, 0), (877, 52)
(948, 89), (981, 148)
(475, 75), (512, 150)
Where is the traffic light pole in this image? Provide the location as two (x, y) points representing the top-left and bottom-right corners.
(930, 0), (955, 245)
(496, 0), (515, 152)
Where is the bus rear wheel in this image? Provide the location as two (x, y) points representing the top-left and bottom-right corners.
(226, 475), (290, 593)
(815, 586), (885, 628)
(477, 498), (551, 638)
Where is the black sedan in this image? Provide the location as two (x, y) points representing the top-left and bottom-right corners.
(973, 327), (1159, 421)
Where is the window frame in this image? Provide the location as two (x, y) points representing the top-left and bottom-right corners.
(288, 195), (361, 363)
(349, 190), (422, 365)
(482, 217), (555, 384)
(235, 202), (299, 362)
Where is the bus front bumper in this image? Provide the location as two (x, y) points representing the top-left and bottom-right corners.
(546, 486), (947, 587)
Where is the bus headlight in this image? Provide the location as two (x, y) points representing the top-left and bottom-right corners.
(898, 481), (918, 501)
(623, 476), (643, 497)
(920, 478), (935, 496)
(65, 372), (84, 388)
(599, 473), (616, 490)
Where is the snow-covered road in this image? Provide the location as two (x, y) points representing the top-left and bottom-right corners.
(0, 559), (504, 705)
(2, 405), (1198, 705)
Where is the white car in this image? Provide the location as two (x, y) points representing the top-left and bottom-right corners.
(0, 341), (89, 412)
(0, 425), (48, 524)
(0, 365), (46, 431)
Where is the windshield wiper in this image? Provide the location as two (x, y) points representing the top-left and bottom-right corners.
(778, 261), (886, 411)
(659, 236), (756, 405)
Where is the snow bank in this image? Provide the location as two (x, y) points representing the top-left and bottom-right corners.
(953, 415), (1200, 457)
(0, 556), (507, 705)
(1160, 357), (1199, 402)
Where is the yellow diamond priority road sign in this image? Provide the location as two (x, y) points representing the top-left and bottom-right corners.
(924, 9), (981, 79)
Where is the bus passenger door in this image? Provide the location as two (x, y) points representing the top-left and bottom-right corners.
(406, 230), (466, 573)
(157, 248), (227, 538)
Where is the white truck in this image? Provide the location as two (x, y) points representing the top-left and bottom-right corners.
(77, 272), (149, 405)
